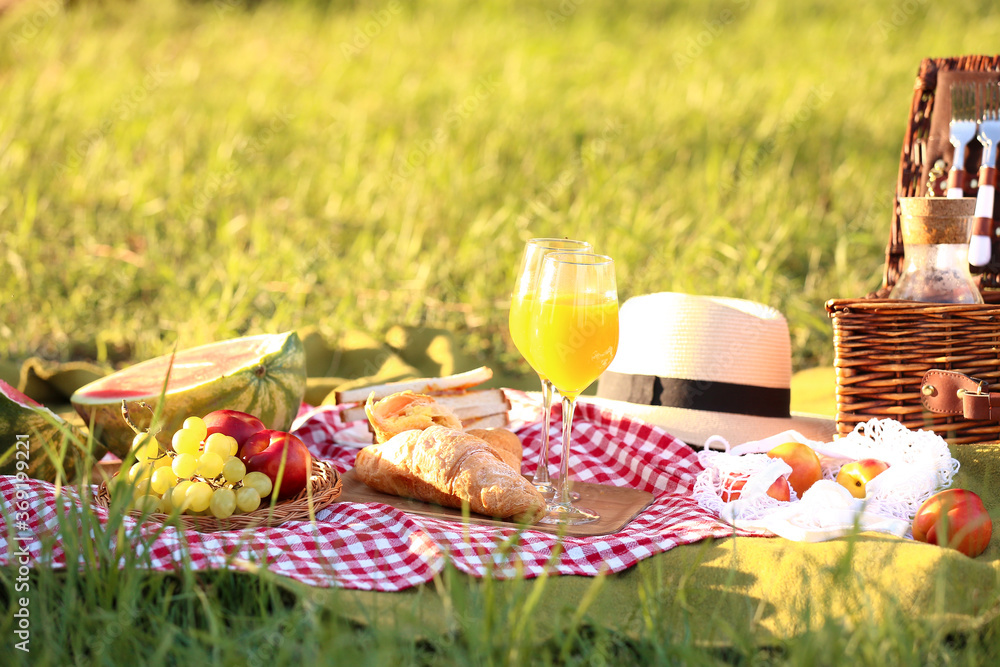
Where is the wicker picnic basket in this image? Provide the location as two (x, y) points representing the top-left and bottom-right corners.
(96, 458), (343, 532)
(826, 55), (1000, 444)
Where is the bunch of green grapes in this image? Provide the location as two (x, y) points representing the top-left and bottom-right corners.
(122, 416), (273, 520)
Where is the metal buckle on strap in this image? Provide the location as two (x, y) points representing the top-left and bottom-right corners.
(953, 375), (995, 421)
(957, 377), (990, 400)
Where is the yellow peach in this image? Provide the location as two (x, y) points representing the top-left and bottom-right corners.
(766, 442), (823, 497)
(835, 458), (890, 499)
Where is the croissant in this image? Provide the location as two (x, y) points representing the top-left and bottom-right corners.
(354, 425), (545, 523)
(466, 428), (523, 470)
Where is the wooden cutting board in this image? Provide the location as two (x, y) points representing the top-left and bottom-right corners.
(337, 468), (655, 537)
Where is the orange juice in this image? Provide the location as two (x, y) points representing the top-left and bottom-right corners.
(508, 291), (538, 370)
(530, 296), (619, 398)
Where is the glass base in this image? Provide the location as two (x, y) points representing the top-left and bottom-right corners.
(534, 482), (580, 502)
(531, 477), (553, 495)
(537, 502), (600, 526)
(888, 245), (984, 304)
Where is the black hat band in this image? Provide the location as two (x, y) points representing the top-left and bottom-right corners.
(596, 371), (791, 419)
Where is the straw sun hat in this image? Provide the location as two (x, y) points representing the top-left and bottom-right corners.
(587, 292), (836, 447)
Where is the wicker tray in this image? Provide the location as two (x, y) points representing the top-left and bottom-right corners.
(829, 55), (1000, 445)
(95, 458), (343, 532)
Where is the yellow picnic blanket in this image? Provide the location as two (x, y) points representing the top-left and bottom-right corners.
(329, 442), (1000, 644)
(5, 328), (999, 644)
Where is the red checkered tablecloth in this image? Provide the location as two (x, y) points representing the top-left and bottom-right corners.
(0, 390), (765, 591)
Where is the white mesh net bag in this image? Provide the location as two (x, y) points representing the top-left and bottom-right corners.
(692, 419), (960, 542)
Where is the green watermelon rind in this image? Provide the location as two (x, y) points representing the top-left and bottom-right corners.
(0, 392), (97, 482)
(70, 332), (307, 458)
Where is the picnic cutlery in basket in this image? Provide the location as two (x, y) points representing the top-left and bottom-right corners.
(970, 82), (1000, 267)
(948, 81), (979, 198)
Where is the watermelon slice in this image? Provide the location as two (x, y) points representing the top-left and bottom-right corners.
(71, 332), (306, 458)
(1, 379), (97, 482)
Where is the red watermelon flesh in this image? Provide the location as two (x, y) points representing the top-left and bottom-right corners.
(0, 379), (42, 407)
(76, 344), (281, 399)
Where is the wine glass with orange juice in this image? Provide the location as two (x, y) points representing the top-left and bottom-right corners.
(529, 252), (619, 524)
(509, 238), (592, 495)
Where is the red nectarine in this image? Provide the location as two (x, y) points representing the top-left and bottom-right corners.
(204, 409), (265, 449)
(912, 489), (992, 558)
(242, 430), (313, 500)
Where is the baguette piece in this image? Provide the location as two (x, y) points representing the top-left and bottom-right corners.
(461, 413), (509, 430)
(354, 425), (545, 523)
(337, 367), (493, 404)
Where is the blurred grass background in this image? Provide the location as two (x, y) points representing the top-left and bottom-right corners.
(1, 0), (998, 383)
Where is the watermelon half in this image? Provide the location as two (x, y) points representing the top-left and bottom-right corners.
(71, 332), (306, 458)
(1, 379), (97, 482)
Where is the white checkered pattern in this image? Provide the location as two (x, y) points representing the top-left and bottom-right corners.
(0, 390), (767, 591)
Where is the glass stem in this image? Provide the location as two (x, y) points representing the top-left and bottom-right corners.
(556, 395), (577, 506)
(531, 378), (553, 489)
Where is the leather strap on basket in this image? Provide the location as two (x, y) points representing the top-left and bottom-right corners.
(973, 166), (998, 236)
(981, 166), (998, 189)
(921, 369), (1000, 420)
(973, 216), (993, 237)
(947, 168), (966, 193)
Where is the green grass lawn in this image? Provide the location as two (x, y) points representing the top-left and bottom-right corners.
(3, 0), (1000, 664)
